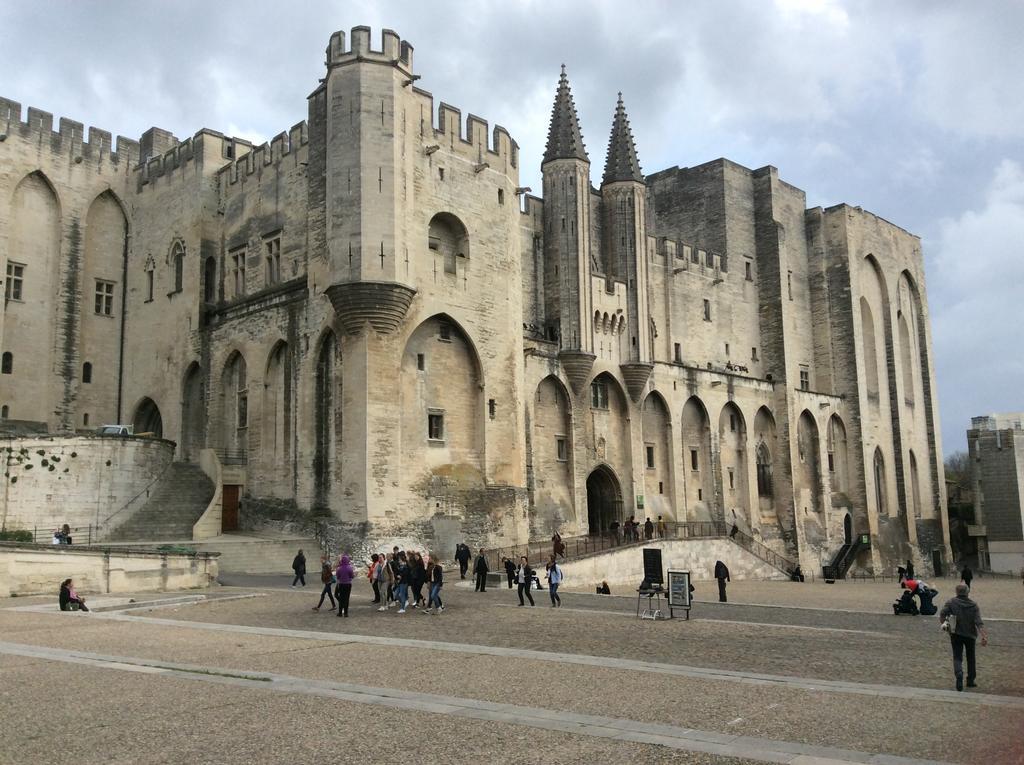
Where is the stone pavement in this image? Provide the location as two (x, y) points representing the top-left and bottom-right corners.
(1, 579), (1021, 765)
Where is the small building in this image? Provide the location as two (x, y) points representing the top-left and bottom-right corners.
(968, 414), (1024, 573)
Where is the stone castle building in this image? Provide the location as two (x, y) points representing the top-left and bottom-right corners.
(0, 27), (950, 573)
(967, 413), (1024, 574)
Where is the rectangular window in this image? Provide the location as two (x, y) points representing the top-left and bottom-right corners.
(673, 343), (682, 363)
(590, 379), (609, 410)
(439, 322), (452, 341)
(799, 367), (810, 391)
(751, 347), (758, 362)
(237, 392), (248, 430)
(788, 271), (793, 300)
(690, 449), (699, 471)
(497, 188), (505, 205)
(730, 414), (737, 432)
(416, 353), (425, 371)
(94, 280), (115, 316)
(703, 299), (711, 322)
(828, 452), (835, 473)
(145, 270), (154, 302)
(438, 167), (445, 181)
(645, 445), (655, 469)
(556, 436), (567, 462)
(725, 343), (730, 356)
(745, 261), (752, 281)
(264, 236), (281, 286)
(488, 398), (496, 419)
(428, 412), (445, 441)
(658, 481), (664, 495)
(728, 468), (735, 489)
(230, 249), (247, 298)
(5, 262), (25, 301)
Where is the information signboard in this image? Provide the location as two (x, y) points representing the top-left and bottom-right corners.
(667, 569), (692, 619)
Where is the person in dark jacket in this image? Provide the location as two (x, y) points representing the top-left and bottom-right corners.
(552, 532), (566, 559)
(455, 543), (471, 579)
(473, 549), (489, 592)
(424, 557), (444, 613)
(291, 549), (307, 588)
(503, 557), (516, 589)
(516, 556), (535, 607)
(939, 583), (988, 691)
(714, 560), (730, 603)
(960, 565), (973, 589)
(644, 518), (654, 540)
(58, 578), (89, 611)
(312, 554), (336, 612)
(410, 552), (427, 607)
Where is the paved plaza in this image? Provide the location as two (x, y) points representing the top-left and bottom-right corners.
(1, 577), (1022, 764)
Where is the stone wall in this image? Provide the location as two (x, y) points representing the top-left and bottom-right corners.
(0, 435), (175, 536)
(0, 543), (218, 596)
(559, 539), (787, 591)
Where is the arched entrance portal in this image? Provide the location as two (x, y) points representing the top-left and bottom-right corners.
(586, 466), (622, 535)
(133, 398), (163, 439)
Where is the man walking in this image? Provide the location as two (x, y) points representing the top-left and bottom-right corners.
(291, 549), (306, 588)
(714, 560), (730, 603)
(516, 556), (535, 607)
(656, 515), (667, 539)
(473, 548), (489, 592)
(455, 543), (471, 579)
(939, 583), (988, 691)
(503, 557), (516, 589)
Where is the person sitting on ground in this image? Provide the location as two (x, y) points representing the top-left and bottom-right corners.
(61, 524), (73, 545)
(59, 578), (89, 612)
(790, 565), (805, 582)
(52, 528), (63, 545)
(596, 580), (611, 595)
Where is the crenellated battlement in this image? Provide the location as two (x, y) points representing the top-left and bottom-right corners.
(326, 26), (414, 73)
(220, 121), (309, 187)
(134, 128), (256, 191)
(414, 90), (519, 169)
(0, 96), (140, 165)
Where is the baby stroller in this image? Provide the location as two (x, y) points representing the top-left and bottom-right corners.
(893, 589), (919, 615)
(917, 586), (939, 616)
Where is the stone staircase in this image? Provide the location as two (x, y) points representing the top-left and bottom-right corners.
(106, 463), (214, 542)
(195, 531), (322, 574)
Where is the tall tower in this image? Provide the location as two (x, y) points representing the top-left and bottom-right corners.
(542, 66), (595, 394)
(601, 94), (652, 401)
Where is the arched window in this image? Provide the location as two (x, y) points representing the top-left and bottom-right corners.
(1, 352), (12, 374)
(171, 240), (185, 293)
(873, 448), (887, 515)
(82, 362), (92, 384)
(756, 442), (773, 498)
(428, 213), (469, 275)
(1, 405), (8, 419)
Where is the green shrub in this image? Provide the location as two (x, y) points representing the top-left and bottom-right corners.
(0, 530), (34, 543)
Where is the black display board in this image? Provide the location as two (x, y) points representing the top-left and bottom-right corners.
(642, 548), (663, 584)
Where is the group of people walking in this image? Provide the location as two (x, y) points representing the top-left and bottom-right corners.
(609, 515), (667, 543)
(301, 547), (446, 616)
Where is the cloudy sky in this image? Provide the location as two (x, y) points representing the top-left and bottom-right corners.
(2, 1), (1021, 456)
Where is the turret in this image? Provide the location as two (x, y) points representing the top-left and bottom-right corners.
(314, 27), (417, 335)
(542, 66), (595, 393)
(601, 94), (651, 401)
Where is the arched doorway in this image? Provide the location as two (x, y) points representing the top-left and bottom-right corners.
(844, 513), (852, 545)
(133, 398), (163, 438)
(586, 466), (622, 535)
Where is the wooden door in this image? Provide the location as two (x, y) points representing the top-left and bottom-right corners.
(222, 485), (240, 532)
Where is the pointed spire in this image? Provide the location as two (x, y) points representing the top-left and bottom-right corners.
(602, 92), (643, 185)
(543, 65), (589, 164)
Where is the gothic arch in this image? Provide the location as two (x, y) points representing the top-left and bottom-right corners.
(531, 375), (574, 531)
(642, 391), (673, 521)
(263, 340), (291, 462)
(132, 397), (163, 439)
(827, 414), (850, 495)
(681, 395), (715, 521)
(795, 410), (822, 515)
(753, 406), (778, 513)
(180, 362), (204, 462)
(221, 351), (248, 454)
(313, 331), (340, 506)
(719, 402), (749, 525)
(401, 314), (484, 473)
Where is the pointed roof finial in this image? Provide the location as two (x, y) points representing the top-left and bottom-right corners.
(602, 92), (643, 185)
(543, 65), (589, 164)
